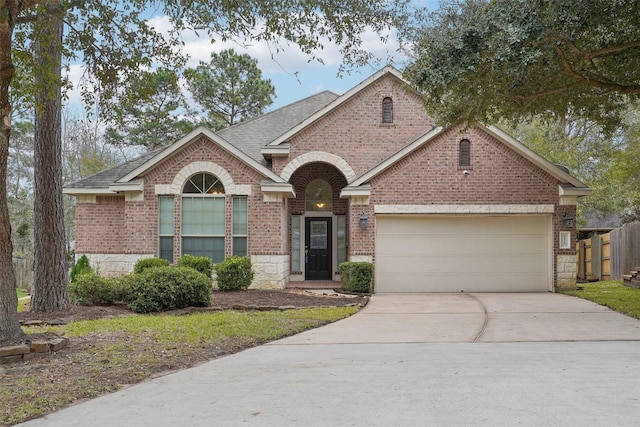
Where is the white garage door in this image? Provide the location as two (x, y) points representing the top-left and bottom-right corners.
(375, 215), (551, 292)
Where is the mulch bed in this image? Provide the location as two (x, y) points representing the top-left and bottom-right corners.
(16, 289), (368, 324)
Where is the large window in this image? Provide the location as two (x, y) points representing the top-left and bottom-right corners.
(181, 173), (225, 263)
(158, 196), (174, 262)
(232, 197), (247, 256)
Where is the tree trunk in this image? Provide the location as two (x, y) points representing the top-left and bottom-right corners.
(0, 5), (25, 341)
(31, 7), (69, 312)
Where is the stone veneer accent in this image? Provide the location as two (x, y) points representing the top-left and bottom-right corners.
(556, 254), (578, 290)
(250, 255), (290, 289)
(83, 253), (154, 277)
(350, 255), (373, 263)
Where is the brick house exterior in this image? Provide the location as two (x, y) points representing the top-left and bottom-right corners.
(65, 67), (590, 292)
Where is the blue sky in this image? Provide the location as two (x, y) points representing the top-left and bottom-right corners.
(66, 1), (442, 113)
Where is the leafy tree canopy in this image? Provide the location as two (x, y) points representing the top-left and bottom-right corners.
(185, 49), (275, 127)
(402, 0), (640, 131)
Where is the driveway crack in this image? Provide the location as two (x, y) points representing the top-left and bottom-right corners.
(466, 293), (489, 342)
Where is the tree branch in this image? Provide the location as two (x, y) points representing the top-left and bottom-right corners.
(546, 35), (640, 95)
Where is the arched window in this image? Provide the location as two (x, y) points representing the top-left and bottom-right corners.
(459, 139), (471, 167)
(181, 173), (225, 262)
(382, 97), (393, 123)
(305, 179), (332, 212)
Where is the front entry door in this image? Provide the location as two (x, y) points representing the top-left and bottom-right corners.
(305, 217), (332, 280)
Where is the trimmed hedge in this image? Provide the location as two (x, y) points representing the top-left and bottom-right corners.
(69, 273), (128, 305)
(214, 256), (254, 291)
(339, 262), (373, 293)
(125, 266), (212, 313)
(70, 254), (93, 283)
(133, 257), (170, 274)
(178, 254), (213, 277)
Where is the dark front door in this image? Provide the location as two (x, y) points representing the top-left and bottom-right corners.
(305, 217), (332, 280)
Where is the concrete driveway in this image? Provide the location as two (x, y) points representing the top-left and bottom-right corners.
(19, 293), (640, 427)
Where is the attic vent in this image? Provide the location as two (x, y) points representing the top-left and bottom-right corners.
(382, 97), (393, 123)
(459, 139), (471, 167)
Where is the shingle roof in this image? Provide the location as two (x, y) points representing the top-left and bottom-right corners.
(65, 148), (163, 189)
(218, 91), (338, 165)
(64, 91), (339, 190)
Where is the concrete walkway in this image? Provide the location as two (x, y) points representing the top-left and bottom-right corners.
(19, 293), (640, 426)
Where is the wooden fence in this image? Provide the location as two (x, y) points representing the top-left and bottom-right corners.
(577, 221), (640, 281)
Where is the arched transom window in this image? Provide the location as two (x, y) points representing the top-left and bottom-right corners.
(183, 173), (225, 194)
(305, 179), (332, 212)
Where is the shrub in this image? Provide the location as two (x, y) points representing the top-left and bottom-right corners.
(133, 257), (170, 274)
(69, 273), (127, 305)
(214, 256), (254, 291)
(178, 254), (213, 277)
(70, 255), (93, 283)
(339, 262), (373, 293)
(125, 266), (212, 313)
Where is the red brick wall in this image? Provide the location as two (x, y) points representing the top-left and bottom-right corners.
(75, 196), (125, 253)
(272, 76), (434, 176)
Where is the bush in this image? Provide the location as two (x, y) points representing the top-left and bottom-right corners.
(214, 256), (254, 291)
(69, 273), (127, 305)
(133, 257), (170, 274)
(178, 254), (213, 277)
(70, 254), (93, 283)
(339, 262), (373, 293)
(125, 266), (212, 314)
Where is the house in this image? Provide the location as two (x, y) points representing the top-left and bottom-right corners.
(64, 67), (591, 292)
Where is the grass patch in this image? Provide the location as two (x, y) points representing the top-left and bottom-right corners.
(16, 289), (29, 312)
(1, 307), (357, 425)
(562, 280), (640, 319)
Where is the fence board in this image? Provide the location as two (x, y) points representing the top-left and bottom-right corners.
(610, 221), (640, 280)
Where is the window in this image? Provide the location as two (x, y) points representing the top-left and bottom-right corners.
(158, 196), (174, 263)
(232, 197), (247, 256)
(305, 179), (332, 212)
(459, 139), (471, 167)
(382, 97), (393, 123)
(181, 173), (225, 263)
(337, 215), (346, 268)
(291, 215), (301, 271)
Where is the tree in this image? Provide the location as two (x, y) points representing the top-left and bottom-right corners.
(402, 0), (640, 131)
(185, 49), (275, 127)
(105, 68), (197, 149)
(1, 0), (408, 341)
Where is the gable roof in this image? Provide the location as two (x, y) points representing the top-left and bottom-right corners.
(64, 91), (338, 193)
(266, 66), (409, 147)
(345, 124), (591, 193)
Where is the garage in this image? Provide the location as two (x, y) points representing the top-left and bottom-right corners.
(375, 215), (552, 293)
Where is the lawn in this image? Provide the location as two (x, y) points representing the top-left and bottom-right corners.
(16, 289), (29, 312)
(562, 280), (640, 320)
(0, 307), (358, 425)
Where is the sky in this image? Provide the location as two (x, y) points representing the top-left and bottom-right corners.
(65, 1), (442, 114)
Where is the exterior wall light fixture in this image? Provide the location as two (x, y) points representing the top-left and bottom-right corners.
(359, 212), (369, 228)
(562, 212), (574, 228)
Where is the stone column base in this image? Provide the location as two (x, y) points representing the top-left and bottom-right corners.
(250, 255), (290, 290)
(82, 253), (154, 277)
(556, 254), (578, 290)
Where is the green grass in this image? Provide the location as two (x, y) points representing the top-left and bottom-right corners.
(1, 307), (358, 426)
(563, 280), (640, 319)
(16, 289), (30, 312)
